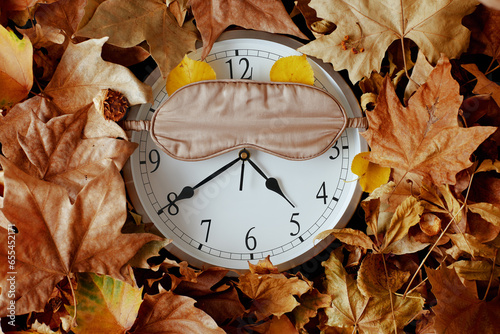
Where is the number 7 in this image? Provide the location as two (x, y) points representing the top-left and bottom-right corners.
(201, 219), (211, 243)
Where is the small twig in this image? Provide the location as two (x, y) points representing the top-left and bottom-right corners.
(67, 275), (77, 328)
(483, 249), (498, 301)
(382, 255), (398, 333)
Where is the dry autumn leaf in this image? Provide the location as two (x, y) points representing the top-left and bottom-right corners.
(0, 25), (33, 109)
(363, 56), (497, 188)
(189, 0), (307, 59)
(128, 291), (225, 333)
(427, 265), (500, 333)
(237, 272), (311, 320)
(463, 63), (500, 107)
(166, 55), (216, 95)
(44, 38), (152, 114)
(322, 250), (424, 333)
(76, 0), (199, 79)
(270, 54), (315, 85)
(351, 151), (391, 193)
(0, 158), (162, 315)
(465, 4), (500, 61)
(298, 0), (477, 83)
(292, 288), (332, 332)
(68, 273), (143, 333)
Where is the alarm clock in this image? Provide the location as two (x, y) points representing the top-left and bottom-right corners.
(123, 30), (367, 271)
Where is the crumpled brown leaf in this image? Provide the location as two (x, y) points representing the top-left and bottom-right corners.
(363, 56), (496, 189)
(427, 265), (500, 333)
(44, 37), (152, 114)
(76, 0), (198, 79)
(189, 0), (307, 59)
(0, 157), (162, 316)
(128, 291), (225, 333)
(237, 271), (311, 320)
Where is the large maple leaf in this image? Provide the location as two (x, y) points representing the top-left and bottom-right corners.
(298, 0), (478, 83)
(76, 0), (198, 79)
(362, 56), (496, 186)
(0, 157), (162, 316)
(189, 0), (307, 59)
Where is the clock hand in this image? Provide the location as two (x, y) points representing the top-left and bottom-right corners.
(246, 157), (295, 208)
(158, 156), (241, 215)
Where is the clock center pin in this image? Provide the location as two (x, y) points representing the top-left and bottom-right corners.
(239, 149), (250, 161)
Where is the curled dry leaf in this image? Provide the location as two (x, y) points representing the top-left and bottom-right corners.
(357, 253), (410, 297)
(44, 37), (152, 114)
(363, 56), (497, 188)
(292, 288), (332, 333)
(322, 250), (424, 333)
(237, 272), (311, 320)
(189, 0), (307, 59)
(76, 0), (199, 79)
(449, 260), (500, 281)
(0, 158), (162, 316)
(463, 63), (500, 107)
(298, 0), (478, 83)
(315, 227), (374, 251)
(0, 25), (33, 109)
(129, 291), (225, 334)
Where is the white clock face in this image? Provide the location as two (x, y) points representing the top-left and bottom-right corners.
(124, 31), (367, 271)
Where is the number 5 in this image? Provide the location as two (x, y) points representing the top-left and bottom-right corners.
(289, 213), (300, 236)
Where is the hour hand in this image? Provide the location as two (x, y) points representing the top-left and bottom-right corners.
(246, 158), (295, 208)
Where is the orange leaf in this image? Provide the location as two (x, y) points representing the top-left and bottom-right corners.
(0, 25), (33, 109)
(0, 158), (161, 316)
(362, 56), (496, 186)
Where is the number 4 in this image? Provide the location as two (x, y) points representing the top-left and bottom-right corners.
(316, 182), (328, 205)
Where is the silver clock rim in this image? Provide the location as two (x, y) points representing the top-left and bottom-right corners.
(123, 30), (368, 272)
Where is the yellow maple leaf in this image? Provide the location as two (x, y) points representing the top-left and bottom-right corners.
(270, 54), (314, 85)
(351, 152), (391, 193)
(166, 55), (216, 95)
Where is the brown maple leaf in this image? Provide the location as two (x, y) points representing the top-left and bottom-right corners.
(237, 272), (311, 321)
(362, 56), (496, 187)
(129, 291), (225, 333)
(76, 0), (199, 79)
(189, 0), (307, 59)
(298, 0), (478, 83)
(463, 63), (500, 108)
(427, 265), (500, 333)
(0, 157), (162, 316)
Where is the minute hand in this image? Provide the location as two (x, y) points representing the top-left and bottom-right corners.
(246, 158), (295, 208)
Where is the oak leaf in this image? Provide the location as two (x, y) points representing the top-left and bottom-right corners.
(129, 291), (225, 333)
(44, 38), (152, 114)
(362, 56), (497, 187)
(0, 25), (33, 109)
(189, 0), (307, 59)
(427, 265), (500, 333)
(76, 0), (199, 79)
(322, 251), (424, 333)
(0, 158), (162, 315)
(298, 0), (477, 83)
(68, 273), (143, 333)
(237, 272), (311, 320)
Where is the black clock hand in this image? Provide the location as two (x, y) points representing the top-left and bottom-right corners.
(158, 156), (241, 215)
(246, 158), (295, 208)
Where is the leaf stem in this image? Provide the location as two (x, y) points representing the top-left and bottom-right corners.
(67, 274), (77, 328)
(381, 255), (398, 333)
(483, 249), (498, 301)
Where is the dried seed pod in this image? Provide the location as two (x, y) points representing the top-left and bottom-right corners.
(102, 89), (129, 121)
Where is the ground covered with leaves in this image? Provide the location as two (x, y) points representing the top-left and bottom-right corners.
(0, 0), (499, 333)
